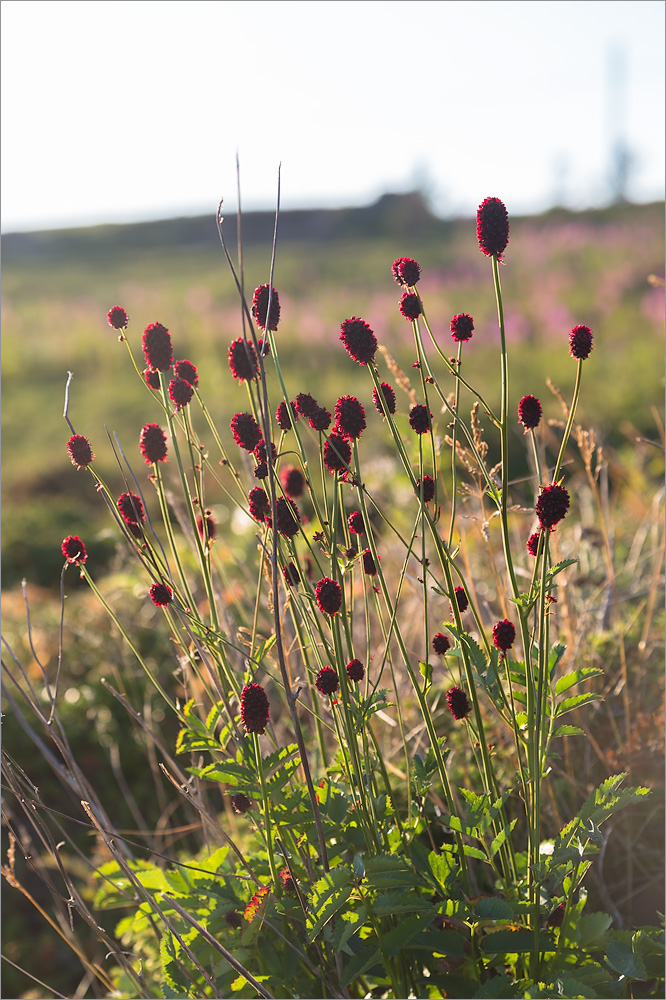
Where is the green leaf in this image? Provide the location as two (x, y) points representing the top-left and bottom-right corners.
(555, 976), (598, 998)
(605, 936), (647, 979)
(254, 632), (277, 662)
(363, 854), (422, 889)
(474, 897), (515, 920)
(188, 760), (260, 794)
(555, 667), (604, 696)
(490, 821), (518, 858)
(306, 868), (353, 941)
(341, 945), (381, 989)
(371, 891), (435, 917)
(331, 906), (367, 953)
(578, 911), (612, 946)
(473, 974), (515, 998)
(425, 849), (458, 893)
(382, 914), (433, 956)
(555, 692), (603, 717)
(459, 788), (491, 828)
(481, 929), (553, 953)
(419, 660), (433, 686)
(552, 724), (585, 738)
(160, 931), (191, 998)
(549, 558), (578, 577)
(462, 845), (487, 861)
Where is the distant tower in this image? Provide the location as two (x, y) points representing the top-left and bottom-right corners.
(607, 43), (633, 204)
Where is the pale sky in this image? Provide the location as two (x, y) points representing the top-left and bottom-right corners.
(1, 0), (664, 232)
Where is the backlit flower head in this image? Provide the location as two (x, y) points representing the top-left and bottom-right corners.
(173, 359), (198, 387)
(315, 665), (339, 696)
(399, 291), (422, 320)
(117, 491), (145, 525)
(231, 412), (262, 452)
(309, 406), (332, 432)
(276, 400), (298, 431)
(415, 475), (435, 504)
(150, 582), (173, 607)
(535, 483), (570, 530)
(392, 257), (421, 287)
(323, 433), (352, 475)
(168, 377), (194, 410)
(240, 682), (270, 734)
(315, 577), (342, 616)
(362, 549), (378, 576)
(347, 510), (365, 535)
(526, 531), (541, 556)
(450, 313), (474, 343)
(409, 404), (432, 435)
(492, 618), (515, 651)
(248, 486), (270, 522)
(140, 423), (168, 464)
(569, 325), (593, 361)
(62, 535), (87, 565)
(451, 586), (468, 614)
(252, 284), (281, 331)
(230, 793), (252, 815)
(432, 633), (450, 655)
(373, 382), (396, 416)
(335, 396), (366, 439)
(518, 395), (542, 432)
(340, 317), (377, 365)
(142, 322), (173, 372)
(281, 466), (306, 499)
(107, 305), (129, 330)
(346, 658), (365, 682)
(143, 368), (161, 390)
(228, 337), (259, 382)
(446, 686), (471, 720)
(282, 561), (301, 587)
(295, 392), (319, 418)
(476, 197), (509, 260)
(67, 434), (95, 470)
(273, 497), (301, 539)
(197, 512), (216, 541)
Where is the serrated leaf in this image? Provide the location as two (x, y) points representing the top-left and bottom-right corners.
(160, 932), (191, 998)
(578, 911), (612, 946)
(555, 692), (603, 716)
(306, 867), (353, 940)
(331, 906), (366, 953)
(555, 976), (598, 998)
(555, 668), (604, 696)
(426, 849), (458, 892)
(605, 936), (647, 979)
(490, 820), (518, 858)
(341, 945), (381, 989)
(371, 891), (435, 917)
(262, 743), (298, 776)
(549, 558), (578, 577)
(363, 854), (422, 889)
(188, 760), (260, 793)
(473, 973), (515, 997)
(382, 914), (433, 956)
(481, 929), (553, 953)
(552, 724), (585, 738)
(462, 845), (487, 861)
(475, 897), (515, 920)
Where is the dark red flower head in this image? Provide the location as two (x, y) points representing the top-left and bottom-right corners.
(315, 577), (342, 616)
(230, 793), (252, 815)
(347, 510), (365, 535)
(248, 486), (270, 522)
(335, 396), (366, 439)
(526, 531), (541, 556)
(309, 406), (332, 432)
(225, 910), (244, 929)
(409, 404), (432, 435)
(415, 475), (435, 504)
(535, 483), (570, 530)
(295, 392), (319, 418)
(492, 619), (516, 651)
(373, 381), (396, 416)
(450, 313), (474, 343)
(399, 291), (422, 320)
(254, 439), (277, 473)
(118, 491), (145, 525)
(446, 686), (471, 720)
(231, 412), (262, 452)
(169, 377), (194, 410)
(150, 582), (173, 607)
(281, 466), (306, 499)
(323, 433), (352, 475)
(569, 325), (593, 361)
(276, 400), (298, 431)
(142, 322), (173, 372)
(62, 535), (87, 565)
(273, 497), (301, 539)
(252, 284), (281, 332)
(315, 665), (339, 696)
(67, 434), (95, 470)
(362, 549), (378, 576)
(240, 682), (270, 734)
(432, 633), (451, 655)
(392, 257), (421, 287)
(451, 586), (468, 614)
(340, 317), (377, 365)
(346, 658), (365, 682)
(143, 368), (161, 390)
(140, 423), (168, 464)
(282, 562), (301, 587)
(173, 359), (199, 387)
(476, 197), (510, 260)
(197, 512), (216, 541)
(228, 337), (259, 382)
(107, 305), (129, 330)
(518, 395), (542, 432)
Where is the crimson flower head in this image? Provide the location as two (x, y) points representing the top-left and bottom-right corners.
(476, 197), (510, 260)
(346, 658), (365, 682)
(348, 510), (364, 535)
(231, 793), (252, 815)
(415, 475), (435, 504)
(569, 325), (593, 361)
(281, 466), (306, 499)
(142, 322), (173, 372)
(150, 582), (173, 607)
(173, 359), (198, 387)
(315, 665), (339, 696)
(315, 577), (342, 616)
(62, 535), (87, 565)
(536, 483), (570, 530)
(252, 284), (280, 331)
(492, 619), (516, 652)
(169, 377), (194, 410)
(451, 586), (468, 614)
(240, 682), (270, 734)
(309, 406), (332, 432)
(273, 497), (301, 539)
(295, 392), (319, 418)
(399, 292), (422, 320)
(450, 313), (474, 343)
(340, 317), (377, 365)
(282, 562), (300, 587)
(373, 382), (396, 416)
(107, 305), (129, 330)
(276, 400), (297, 431)
(67, 434), (95, 470)
(392, 257), (421, 287)
(231, 413), (262, 452)
(518, 395), (542, 432)
(335, 396), (366, 439)
(409, 404), (432, 435)
(432, 633), (450, 655)
(228, 337), (259, 381)
(197, 512), (216, 541)
(143, 368), (161, 390)
(362, 549), (378, 576)
(323, 433), (351, 475)
(527, 531), (541, 556)
(118, 491), (145, 525)
(446, 686), (471, 720)
(248, 486), (270, 522)
(140, 423), (168, 464)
